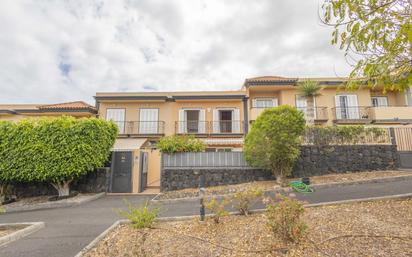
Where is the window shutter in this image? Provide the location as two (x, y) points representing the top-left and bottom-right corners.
(199, 109), (206, 133)
(178, 109), (186, 133)
(232, 109), (241, 133)
(272, 98), (278, 107)
(378, 97), (388, 107)
(334, 95), (342, 119)
(252, 98), (257, 108)
(347, 95), (359, 119)
(212, 109), (220, 133)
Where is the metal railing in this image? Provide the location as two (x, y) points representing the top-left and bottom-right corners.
(175, 121), (209, 134)
(162, 152), (249, 168)
(332, 106), (372, 122)
(175, 120), (244, 135)
(297, 107), (328, 121)
(113, 121), (165, 135)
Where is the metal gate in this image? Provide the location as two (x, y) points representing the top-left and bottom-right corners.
(138, 152), (148, 193)
(393, 128), (412, 169)
(110, 151), (133, 193)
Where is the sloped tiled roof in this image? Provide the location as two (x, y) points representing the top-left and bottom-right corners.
(38, 101), (95, 111)
(244, 76), (298, 86)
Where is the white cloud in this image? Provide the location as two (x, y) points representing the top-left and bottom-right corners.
(0, 0), (351, 104)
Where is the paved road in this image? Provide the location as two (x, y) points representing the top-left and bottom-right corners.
(1, 177), (412, 257)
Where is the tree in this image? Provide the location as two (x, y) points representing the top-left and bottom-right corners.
(297, 80), (322, 125)
(0, 117), (117, 197)
(321, 0), (411, 92)
(157, 135), (206, 154)
(244, 106), (306, 184)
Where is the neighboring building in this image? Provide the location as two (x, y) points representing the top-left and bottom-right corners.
(0, 101), (97, 121)
(95, 76), (412, 194)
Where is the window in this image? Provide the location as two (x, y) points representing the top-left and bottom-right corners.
(371, 96), (388, 107)
(335, 95), (360, 119)
(139, 109), (159, 134)
(252, 98), (278, 108)
(178, 109), (206, 133)
(212, 108), (241, 133)
(106, 108), (125, 133)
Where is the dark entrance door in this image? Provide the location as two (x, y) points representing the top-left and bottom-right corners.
(220, 110), (232, 133)
(138, 152), (148, 193)
(110, 151), (133, 193)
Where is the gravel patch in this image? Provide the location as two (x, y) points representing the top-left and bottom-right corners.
(84, 198), (412, 257)
(0, 225), (27, 238)
(1, 193), (97, 209)
(157, 170), (409, 200)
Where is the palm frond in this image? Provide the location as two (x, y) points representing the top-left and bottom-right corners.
(297, 81), (322, 97)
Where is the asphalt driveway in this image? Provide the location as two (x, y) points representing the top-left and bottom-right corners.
(1, 176), (412, 257)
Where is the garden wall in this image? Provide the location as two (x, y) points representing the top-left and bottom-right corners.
(160, 145), (399, 191)
(9, 168), (111, 198)
(292, 145), (399, 177)
(161, 168), (275, 191)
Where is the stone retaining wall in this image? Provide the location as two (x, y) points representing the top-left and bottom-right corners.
(161, 168), (275, 191)
(160, 145), (399, 191)
(292, 145), (399, 177)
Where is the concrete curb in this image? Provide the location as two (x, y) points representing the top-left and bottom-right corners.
(3, 192), (106, 213)
(0, 222), (45, 248)
(151, 174), (412, 203)
(74, 191), (412, 257)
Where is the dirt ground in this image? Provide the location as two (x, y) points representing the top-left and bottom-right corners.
(0, 225), (27, 238)
(157, 170), (410, 200)
(85, 198), (412, 257)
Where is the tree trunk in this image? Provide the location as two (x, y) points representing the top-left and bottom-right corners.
(51, 181), (72, 197)
(306, 96), (315, 125)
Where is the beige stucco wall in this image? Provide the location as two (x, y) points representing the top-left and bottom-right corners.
(99, 99), (244, 136)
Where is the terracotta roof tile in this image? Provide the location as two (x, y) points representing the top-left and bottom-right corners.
(38, 101), (95, 110)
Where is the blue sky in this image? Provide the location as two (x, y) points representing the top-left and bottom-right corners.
(0, 0), (351, 104)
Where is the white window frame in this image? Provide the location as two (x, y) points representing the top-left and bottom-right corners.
(178, 108), (206, 133)
(371, 96), (388, 107)
(106, 108), (126, 133)
(139, 108), (159, 134)
(252, 98), (278, 108)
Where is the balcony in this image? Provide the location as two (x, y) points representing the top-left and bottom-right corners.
(175, 121), (244, 136)
(332, 106), (373, 123)
(114, 121), (165, 136)
(370, 106), (412, 124)
(297, 107), (328, 122)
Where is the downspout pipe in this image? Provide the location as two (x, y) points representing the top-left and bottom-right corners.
(243, 96), (249, 134)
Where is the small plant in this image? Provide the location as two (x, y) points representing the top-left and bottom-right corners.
(204, 197), (229, 224)
(118, 200), (159, 229)
(266, 195), (307, 242)
(0, 207), (5, 214)
(232, 187), (263, 215)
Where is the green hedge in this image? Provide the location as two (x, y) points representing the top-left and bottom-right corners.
(157, 135), (206, 154)
(0, 116), (117, 196)
(304, 126), (389, 145)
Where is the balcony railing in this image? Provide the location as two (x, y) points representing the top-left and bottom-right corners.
(175, 121), (244, 135)
(297, 107), (328, 121)
(332, 106), (372, 123)
(113, 121), (165, 135)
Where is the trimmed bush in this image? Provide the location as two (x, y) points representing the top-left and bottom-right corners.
(157, 135), (206, 154)
(0, 117), (117, 196)
(244, 105), (306, 184)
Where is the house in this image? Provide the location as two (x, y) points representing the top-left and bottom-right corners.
(95, 76), (412, 194)
(0, 101), (97, 121)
